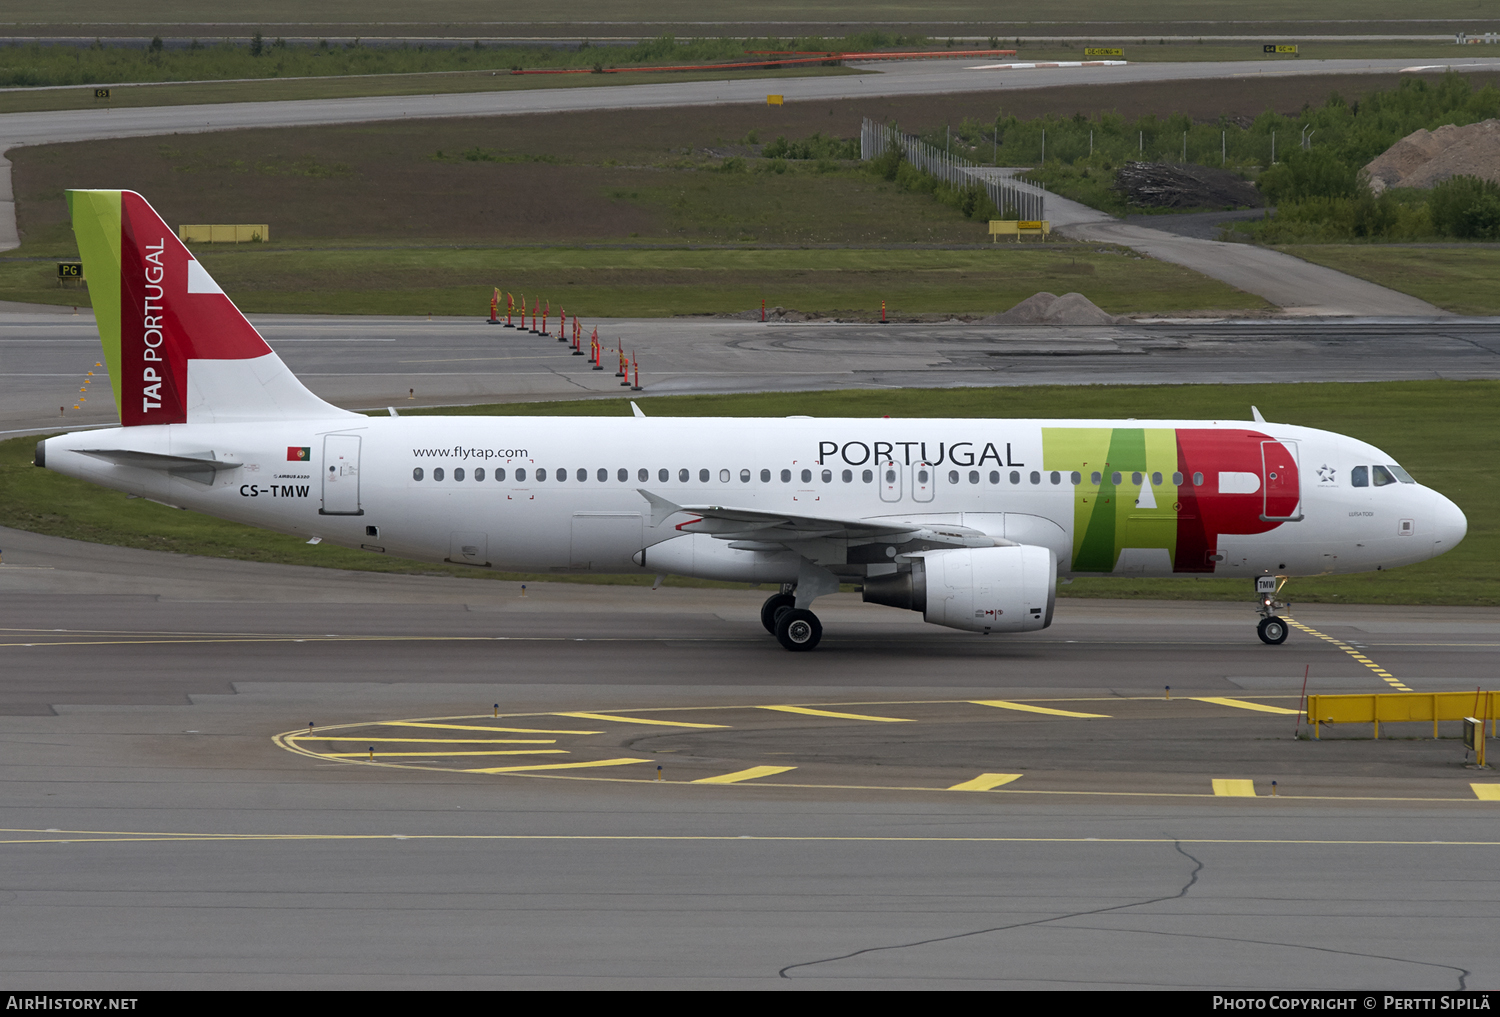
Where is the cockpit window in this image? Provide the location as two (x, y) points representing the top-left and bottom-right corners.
(1351, 466), (1368, 487)
(1372, 465), (1398, 487)
(1388, 464), (1416, 484)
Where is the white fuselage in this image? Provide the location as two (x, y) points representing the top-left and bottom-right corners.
(41, 414), (1467, 586)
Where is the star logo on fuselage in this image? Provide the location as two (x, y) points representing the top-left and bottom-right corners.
(1316, 464), (1337, 483)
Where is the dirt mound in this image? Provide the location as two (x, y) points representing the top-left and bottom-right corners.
(720, 306), (820, 322)
(1364, 119), (1500, 194)
(1113, 161), (1262, 209)
(979, 291), (1119, 325)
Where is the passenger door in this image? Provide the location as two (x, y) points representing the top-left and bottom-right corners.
(1260, 440), (1303, 522)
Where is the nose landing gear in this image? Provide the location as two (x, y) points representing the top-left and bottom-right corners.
(1255, 574), (1290, 644)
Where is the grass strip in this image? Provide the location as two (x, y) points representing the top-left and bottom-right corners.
(1275, 245), (1500, 315)
(2, 380), (1491, 604)
(2, 246), (1268, 317)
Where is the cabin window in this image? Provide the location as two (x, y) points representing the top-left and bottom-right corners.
(1030, 471), (1041, 485)
(719, 469), (730, 483)
(761, 468), (771, 482)
(1091, 471), (1101, 485)
(857, 469), (869, 483)
(801, 469), (812, 483)
(1389, 464), (1416, 484)
(989, 471), (1000, 484)
(968, 470), (980, 485)
(821, 469), (833, 483)
(573, 468), (584, 481)
(1050, 471), (1062, 485)
(1192, 472), (1204, 486)
(556, 468), (567, 482)
(434, 467), (446, 481)
(1010, 470), (1020, 484)
(1111, 472), (1121, 485)
(453, 468), (465, 481)
(1172, 472), (1183, 485)
(515, 468), (526, 482)
(1152, 471), (1162, 486)
(412, 468), (424, 481)
(535, 468), (546, 481)
(618, 468), (628, 482)
(658, 469), (668, 483)
(633, 468), (643, 482)
(600, 468), (610, 482)
(475, 468), (485, 481)
(699, 468), (710, 483)
(884, 468), (897, 484)
(842, 469), (852, 483)
(741, 469), (752, 483)
(496, 468), (506, 481)
(1351, 465), (1368, 487)
(678, 468), (689, 483)
(1071, 472), (1082, 485)
(782, 469), (792, 483)
(1131, 471), (1142, 485)
(1372, 465), (1398, 487)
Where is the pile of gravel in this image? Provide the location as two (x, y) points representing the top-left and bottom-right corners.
(720, 306), (817, 322)
(978, 291), (1120, 325)
(1365, 120), (1500, 194)
(1113, 161), (1262, 209)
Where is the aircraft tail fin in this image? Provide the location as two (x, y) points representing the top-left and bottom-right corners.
(66, 189), (355, 426)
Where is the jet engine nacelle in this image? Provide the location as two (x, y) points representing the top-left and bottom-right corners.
(863, 544), (1057, 633)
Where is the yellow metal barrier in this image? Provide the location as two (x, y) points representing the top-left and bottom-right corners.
(766, 94), (784, 106)
(178, 224), (269, 243)
(1306, 691), (1499, 739)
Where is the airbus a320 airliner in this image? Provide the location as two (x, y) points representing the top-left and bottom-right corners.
(36, 191), (1468, 650)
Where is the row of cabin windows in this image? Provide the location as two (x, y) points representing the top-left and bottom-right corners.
(410, 466), (1206, 486)
(1352, 465), (1415, 488)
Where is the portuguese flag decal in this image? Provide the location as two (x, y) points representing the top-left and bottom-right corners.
(287, 446), (311, 461)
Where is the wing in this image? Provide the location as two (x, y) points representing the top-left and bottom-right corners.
(636, 489), (1006, 550)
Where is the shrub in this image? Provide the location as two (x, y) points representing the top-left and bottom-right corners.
(1429, 175), (1500, 239)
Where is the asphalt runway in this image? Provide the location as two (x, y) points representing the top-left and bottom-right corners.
(6, 309), (1500, 434)
(1, 525), (1498, 988)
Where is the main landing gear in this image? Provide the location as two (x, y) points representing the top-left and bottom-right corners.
(1255, 574), (1290, 645)
(760, 587), (822, 651)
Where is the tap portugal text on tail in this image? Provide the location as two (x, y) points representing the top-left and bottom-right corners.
(36, 190), (1468, 651)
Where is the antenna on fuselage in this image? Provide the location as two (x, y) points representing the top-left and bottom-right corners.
(1251, 405), (1267, 423)
(631, 401), (646, 418)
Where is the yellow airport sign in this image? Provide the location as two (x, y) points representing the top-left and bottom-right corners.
(766, 94), (784, 106)
(1263, 44), (1299, 54)
(1084, 48), (1123, 57)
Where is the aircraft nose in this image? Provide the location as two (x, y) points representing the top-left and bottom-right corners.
(1428, 491), (1467, 559)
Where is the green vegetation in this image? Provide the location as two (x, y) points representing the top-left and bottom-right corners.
(3, 114), (1264, 317)
(0, 245), (1264, 318)
(1273, 246), (1500, 315)
(3, 381), (1492, 605)
(0, 32), (918, 88)
(964, 73), (1500, 244)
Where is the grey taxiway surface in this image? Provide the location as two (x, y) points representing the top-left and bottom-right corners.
(7, 308), (1500, 434)
(2, 524), (1499, 989)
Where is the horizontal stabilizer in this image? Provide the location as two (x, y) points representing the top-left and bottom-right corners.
(76, 447), (240, 485)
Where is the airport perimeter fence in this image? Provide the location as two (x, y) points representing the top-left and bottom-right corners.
(860, 117), (1045, 222)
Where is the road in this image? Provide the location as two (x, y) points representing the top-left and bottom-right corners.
(6, 307), (1498, 435)
(0, 524), (1497, 988)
